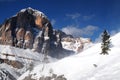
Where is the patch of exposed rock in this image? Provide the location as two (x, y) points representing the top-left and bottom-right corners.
(23, 74), (67, 80)
(0, 58), (23, 69)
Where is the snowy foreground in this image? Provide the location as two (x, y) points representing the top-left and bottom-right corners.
(0, 45), (56, 79)
(18, 32), (120, 80)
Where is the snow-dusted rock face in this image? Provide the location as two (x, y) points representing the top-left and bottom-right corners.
(0, 68), (16, 80)
(0, 7), (72, 58)
(62, 37), (92, 52)
(0, 45), (57, 80)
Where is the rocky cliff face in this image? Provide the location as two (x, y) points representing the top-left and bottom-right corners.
(0, 7), (70, 58)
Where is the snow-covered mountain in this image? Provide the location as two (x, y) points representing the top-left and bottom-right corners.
(0, 7), (75, 59)
(18, 32), (120, 80)
(0, 7), (92, 80)
(1, 7), (119, 80)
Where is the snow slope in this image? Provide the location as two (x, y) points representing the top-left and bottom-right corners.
(18, 32), (120, 80)
(0, 45), (56, 63)
(0, 45), (56, 80)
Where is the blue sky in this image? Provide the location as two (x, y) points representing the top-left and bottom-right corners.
(0, 0), (120, 41)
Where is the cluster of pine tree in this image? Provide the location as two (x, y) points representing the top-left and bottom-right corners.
(101, 30), (111, 55)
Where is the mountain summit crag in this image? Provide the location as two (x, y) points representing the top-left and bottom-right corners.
(0, 7), (71, 58)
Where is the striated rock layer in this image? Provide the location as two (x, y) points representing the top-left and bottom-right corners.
(0, 7), (72, 58)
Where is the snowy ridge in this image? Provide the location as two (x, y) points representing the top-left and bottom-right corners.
(0, 45), (56, 63)
(18, 32), (120, 80)
(20, 7), (47, 18)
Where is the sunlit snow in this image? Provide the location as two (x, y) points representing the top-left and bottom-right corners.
(18, 32), (120, 80)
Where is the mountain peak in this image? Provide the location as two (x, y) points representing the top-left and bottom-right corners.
(0, 8), (73, 59)
(19, 7), (47, 18)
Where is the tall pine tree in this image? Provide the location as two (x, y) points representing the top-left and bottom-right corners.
(101, 30), (111, 55)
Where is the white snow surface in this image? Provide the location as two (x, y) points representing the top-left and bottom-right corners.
(18, 32), (120, 80)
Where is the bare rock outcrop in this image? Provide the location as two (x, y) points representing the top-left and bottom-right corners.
(0, 7), (73, 58)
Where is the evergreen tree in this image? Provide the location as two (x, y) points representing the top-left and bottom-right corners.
(101, 30), (111, 55)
